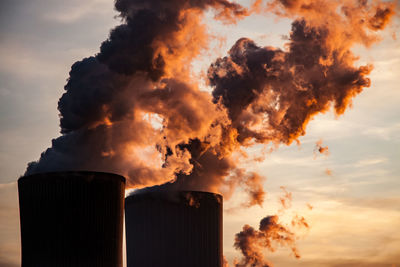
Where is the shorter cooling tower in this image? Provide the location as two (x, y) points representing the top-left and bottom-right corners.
(125, 190), (223, 267)
(18, 171), (125, 267)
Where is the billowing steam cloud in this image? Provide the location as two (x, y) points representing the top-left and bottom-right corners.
(24, 0), (395, 264)
(26, 0), (249, 189)
(26, 0), (395, 212)
(233, 215), (298, 267)
(231, 188), (309, 267)
(209, 0), (396, 147)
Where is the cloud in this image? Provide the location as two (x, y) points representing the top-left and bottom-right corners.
(0, 40), (66, 78)
(261, 154), (324, 167)
(362, 123), (400, 141)
(355, 157), (388, 167)
(42, 0), (115, 24)
(338, 196), (400, 211)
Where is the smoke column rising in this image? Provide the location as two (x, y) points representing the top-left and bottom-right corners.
(25, 0), (250, 189)
(25, 0), (396, 196)
(24, 0), (396, 263)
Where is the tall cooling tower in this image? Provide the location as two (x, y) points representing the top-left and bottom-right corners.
(125, 191), (223, 267)
(18, 171), (125, 267)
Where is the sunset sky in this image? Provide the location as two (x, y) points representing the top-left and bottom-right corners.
(0, 0), (399, 266)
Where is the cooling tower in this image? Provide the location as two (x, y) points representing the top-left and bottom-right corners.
(18, 171), (125, 267)
(125, 190), (223, 267)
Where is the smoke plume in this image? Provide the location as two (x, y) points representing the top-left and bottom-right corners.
(233, 215), (300, 267)
(25, 0), (395, 206)
(325, 168), (333, 176)
(25, 0), (249, 189)
(314, 139), (329, 157)
(278, 186), (292, 211)
(231, 188), (309, 267)
(24, 1), (396, 264)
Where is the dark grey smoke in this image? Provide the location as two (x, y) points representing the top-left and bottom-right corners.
(25, 0), (250, 190)
(208, 19), (372, 146)
(24, 0), (396, 265)
(26, 0), (395, 203)
(233, 215), (299, 267)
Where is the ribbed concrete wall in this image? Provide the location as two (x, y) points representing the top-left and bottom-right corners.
(18, 171), (125, 267)
(125, 191), (223, 267)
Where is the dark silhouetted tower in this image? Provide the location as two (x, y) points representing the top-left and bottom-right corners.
(125, 191), (223, 267)
(18, 171), (125, 267)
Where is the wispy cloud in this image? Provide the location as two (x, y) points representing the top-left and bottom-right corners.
(261, 154), (325, 167)
(42, 0), (115, 24)
(362, 123), (400, 141)
(355, 157), (388, 167)
(338, 196), (400, 211)
(0, 40), (65, 78)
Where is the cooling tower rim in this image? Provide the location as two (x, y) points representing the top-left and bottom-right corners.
(125, 190), (222, 204)
(19, 170), (126, 183)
